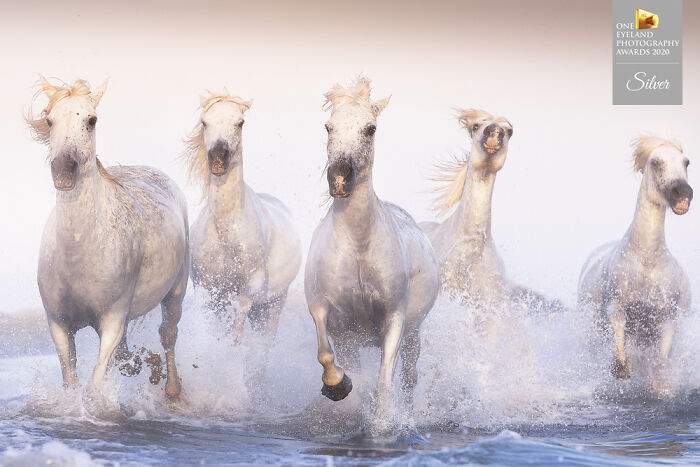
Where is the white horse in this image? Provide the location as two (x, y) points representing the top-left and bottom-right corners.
(305, 78), (439, 411)
(185, 92), (301, 360)
(420, 109), (561, 314)
(578, 136), (692, 395)
(28, 79), (189, 399)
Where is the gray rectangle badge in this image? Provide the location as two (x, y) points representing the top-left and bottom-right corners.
(613, 0), (683, 105)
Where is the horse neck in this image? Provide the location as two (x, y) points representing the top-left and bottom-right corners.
(207, 150), (246, 220)
(331, 173), (380, 245)
(55, 163), (108, 236)
(624, 176), (667, 253)
(452, 162), (496, 239)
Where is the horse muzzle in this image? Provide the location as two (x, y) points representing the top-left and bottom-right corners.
(480, 124), (505, 155)
(50, 154), (78, 191)
(327, 159), (354, 198)
(207, 140), (230, 176)
(667, 181), (693, 215)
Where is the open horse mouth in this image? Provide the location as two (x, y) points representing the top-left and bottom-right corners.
(672, 198), (690, 215)
(327, 158), (354, 198)
(483, 143), (502, 155)
(668, 181), (693, 215)
(481, 126), (504, 155)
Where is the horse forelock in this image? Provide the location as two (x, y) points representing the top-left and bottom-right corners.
(26, 78), (95, 146)
(430, 154), (470, 217)
(632, 135), (684, 172)
(26, 78), (120, 185)
(323, 77), (374, 113)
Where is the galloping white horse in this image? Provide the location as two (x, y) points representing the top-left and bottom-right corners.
(305, 78), (439, 409)
(578, 136), (692, 395)
(185, 92), (301, 355)
(28, 79), (189, 399)
(420, 109), (560, 313)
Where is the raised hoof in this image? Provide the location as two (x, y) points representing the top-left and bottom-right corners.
(611, 359), (631, 380)
(321, 374), (353, 401)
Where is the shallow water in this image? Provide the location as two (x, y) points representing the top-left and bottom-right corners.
(2, 292), (700, 466)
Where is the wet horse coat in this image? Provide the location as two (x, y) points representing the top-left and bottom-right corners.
(305, 78), (439, 412)
(578, 136), (692, 395)
(29, 79), (188, 398)
(185, 93), (301, 357)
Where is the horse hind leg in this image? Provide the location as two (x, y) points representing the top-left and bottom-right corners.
(400, 329), (421, 407)
(159, 269), (187, 400)
(246, 293), (286, 395)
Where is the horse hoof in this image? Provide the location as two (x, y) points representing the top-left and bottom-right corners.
(321, 374), (353, 401)
(611, 359), (631, 379)
(165, 378), (182, 401)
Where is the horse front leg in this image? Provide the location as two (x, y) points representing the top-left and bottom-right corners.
(609, 306), (630, 379)
(48, 317), (78, 387)
(652, 319), (675, 397)
(309, 301), (352, 401)
(91, 309), (128, 390)
(377, 310), (404, 413)
(233, 295), (253, 346)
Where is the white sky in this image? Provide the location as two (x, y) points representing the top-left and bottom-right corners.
(0, 0), (698, 312)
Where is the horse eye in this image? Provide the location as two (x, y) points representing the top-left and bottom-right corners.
(87, 116), (97, 129)
(325, 123), (332, 133)
(685, 160), (690, 169)
(201, 120), (207, 128)
(46, 118), (53, 128)
(471, 124), (480, 133)
(364, 124), (376, 137)
(507, 127), (513, 137)
(236, 120), (244, 128)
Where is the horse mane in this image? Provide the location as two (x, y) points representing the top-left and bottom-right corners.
(183, 90), (252, 196)
(26, 77), (118, 185)
(632, 135), (683, 172)
(428, 108), (486, 217)
(430, 153), (470, 218)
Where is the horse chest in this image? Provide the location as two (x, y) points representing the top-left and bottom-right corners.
(39, 235), (134, 319)
(325, 252), (406, 318)
(193, 218), (267, 295)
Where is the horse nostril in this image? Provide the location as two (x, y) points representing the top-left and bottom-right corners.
(483, 124), (496, 136)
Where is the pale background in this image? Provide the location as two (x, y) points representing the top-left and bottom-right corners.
(0, 0), (698, 313)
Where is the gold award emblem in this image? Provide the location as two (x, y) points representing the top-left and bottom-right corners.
(635, 8), (659, 29)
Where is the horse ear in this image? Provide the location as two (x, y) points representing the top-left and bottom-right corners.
(91, 79), (109, 106)
(372, 96), (391, 116)
(238, 100), (253, 113)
